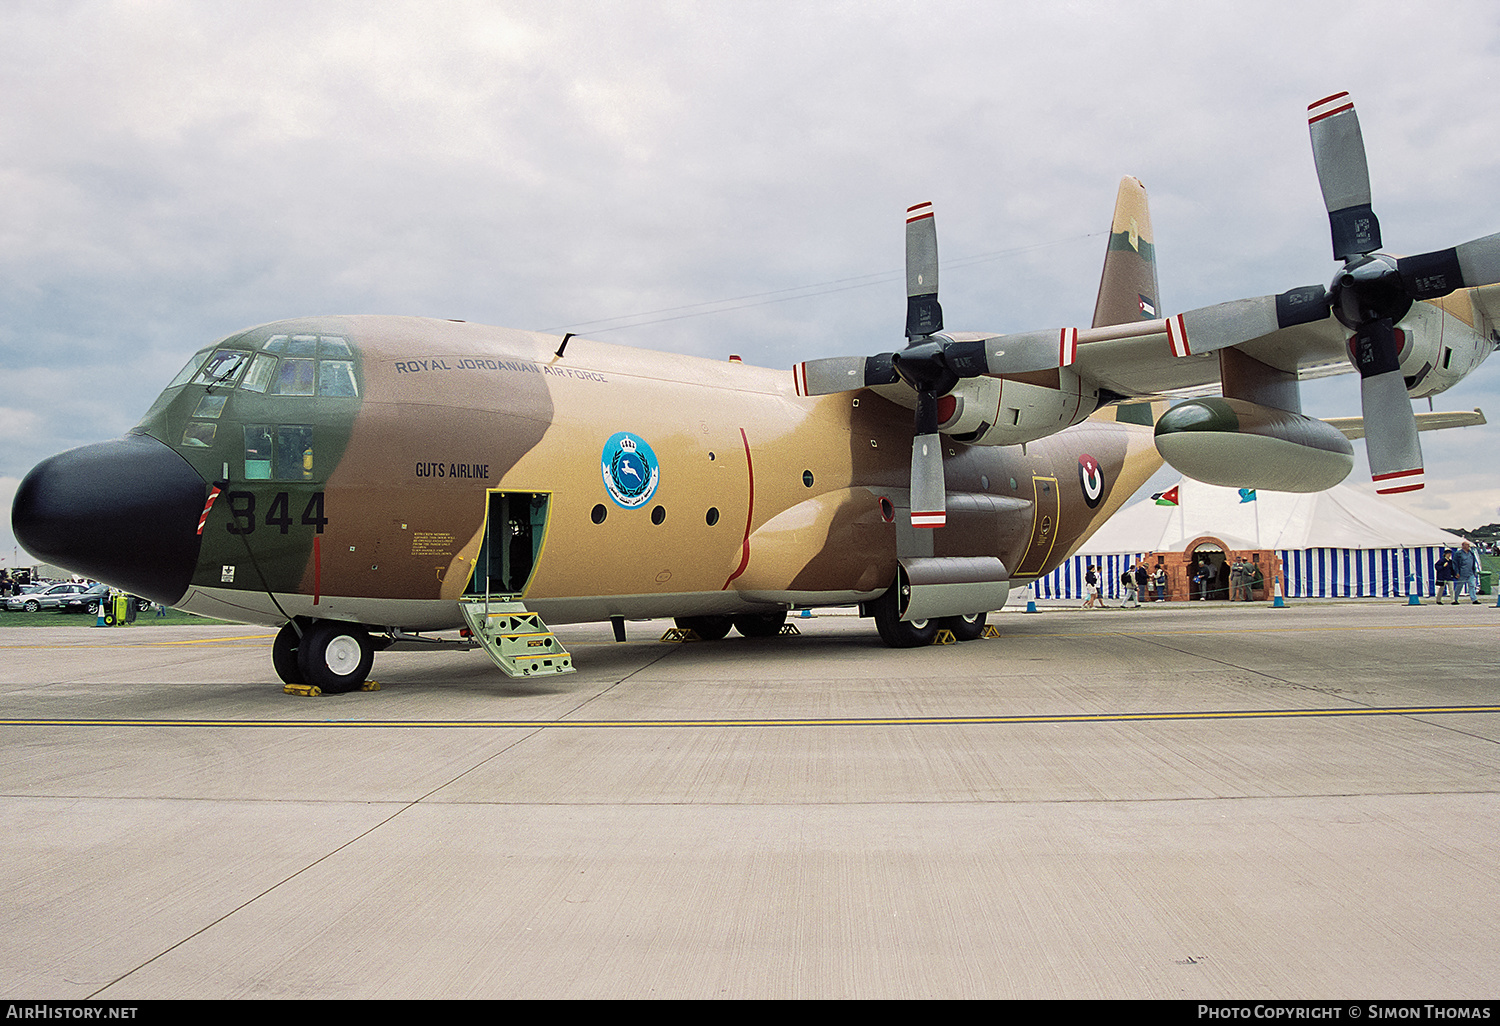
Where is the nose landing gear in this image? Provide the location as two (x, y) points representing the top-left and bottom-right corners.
(272, 619), (375, 694)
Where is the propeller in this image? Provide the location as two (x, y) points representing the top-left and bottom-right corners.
(791, 204), (1091, 527)
(1310, 92), (1500, 492)
(888, 205), (1081, 526)
(1157, 92), (1500, 494)
(897, 203), (956, 528)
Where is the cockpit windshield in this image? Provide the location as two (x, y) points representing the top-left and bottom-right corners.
(165, 334), (359, 398)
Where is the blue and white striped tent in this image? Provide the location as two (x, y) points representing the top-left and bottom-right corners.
(1032, 479), (1466, 600)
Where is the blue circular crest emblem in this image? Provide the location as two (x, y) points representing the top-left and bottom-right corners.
(601, 432), (660, 509)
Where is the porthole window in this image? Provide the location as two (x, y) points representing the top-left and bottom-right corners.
(651, 505), (666, 525)
(802, 470), (814, 487)
(591, 504), (607, 524)
(706, 507), (720, 526)
(879, 497), (895, 523)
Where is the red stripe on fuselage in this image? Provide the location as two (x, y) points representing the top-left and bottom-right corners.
(722, 427), (756, 589)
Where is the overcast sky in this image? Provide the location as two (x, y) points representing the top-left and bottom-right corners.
(4, 0), (1499, 568)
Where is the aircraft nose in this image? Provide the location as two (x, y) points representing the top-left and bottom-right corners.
(12, 433), (207, 604)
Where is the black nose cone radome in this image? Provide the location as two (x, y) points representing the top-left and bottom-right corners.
(12, 434), (207, 604)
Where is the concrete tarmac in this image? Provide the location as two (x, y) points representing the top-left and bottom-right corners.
(1, 600), (1497, 999)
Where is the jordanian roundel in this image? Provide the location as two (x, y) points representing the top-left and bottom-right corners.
(1078, 454), (1105, 508)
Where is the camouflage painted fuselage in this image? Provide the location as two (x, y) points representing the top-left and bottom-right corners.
(76, 315), (1165, 631)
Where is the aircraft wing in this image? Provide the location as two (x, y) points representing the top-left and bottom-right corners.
(1467, 282), (1500, 334)
(1067, 311), (1352, 397)
(1324, 407), (1487, 440)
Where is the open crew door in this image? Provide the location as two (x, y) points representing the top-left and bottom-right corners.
(459, 491), (573, 677)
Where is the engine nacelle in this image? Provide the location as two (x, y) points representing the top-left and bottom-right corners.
(1383, 300), (1493, 398)
(1154, 397), (1355, 493)
(930, 370), (1099, 447)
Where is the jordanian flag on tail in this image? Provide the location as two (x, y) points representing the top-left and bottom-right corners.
(1152, 486), (1179, 506)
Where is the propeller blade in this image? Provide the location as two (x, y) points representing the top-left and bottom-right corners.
(1308, 92), (1382, 260)
(1361, 372), (1424, 493)
(794, 353), (899, 396)
(1162, 285), (1330, 357)
(910, 391), (946, 527)
(978, 328), (1080, 374)
(1350, 318), (1424, 492)
(1398, 232), (1500, 299)
(905, 202), (943, 339)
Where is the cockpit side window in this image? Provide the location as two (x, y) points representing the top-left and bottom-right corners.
(318, 360), (358, 396)
(243, 424), (315, 479)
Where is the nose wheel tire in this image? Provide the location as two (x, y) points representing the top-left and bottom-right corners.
(296, 620), (374, 694)
(272, 622), (305, 686)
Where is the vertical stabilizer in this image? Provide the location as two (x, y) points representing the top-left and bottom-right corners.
(1092, 176), (1161, 328)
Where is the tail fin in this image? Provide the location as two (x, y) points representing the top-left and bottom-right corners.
(1091, 176), (1161, 328)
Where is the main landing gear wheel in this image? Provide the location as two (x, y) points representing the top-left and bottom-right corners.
(296, 620), (374, 694)
(939, 611), (988, 641)
(733, 611), (787, 638)
(272, 622), (305, 686)
(673, 615), (733, 640)
(871, 582), (937, 649)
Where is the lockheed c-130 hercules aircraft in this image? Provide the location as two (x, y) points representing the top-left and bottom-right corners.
(12, 92), (1500, 693)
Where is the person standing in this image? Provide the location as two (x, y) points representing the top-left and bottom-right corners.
(1452, 541), (1481, 604)
(1153, 564), (1167, 602)
(1435, 549), (1456, 603)
(1229, 558), (1250, 601)
(1135, 562), (1151, 607)
(1122, 566), (1139, 608)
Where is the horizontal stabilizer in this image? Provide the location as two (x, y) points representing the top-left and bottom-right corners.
(1324, 407), (1486, 440)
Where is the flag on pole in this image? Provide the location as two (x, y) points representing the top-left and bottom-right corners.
(1238, 488), (1257, 503)
(1152, 486), (1179, 506)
